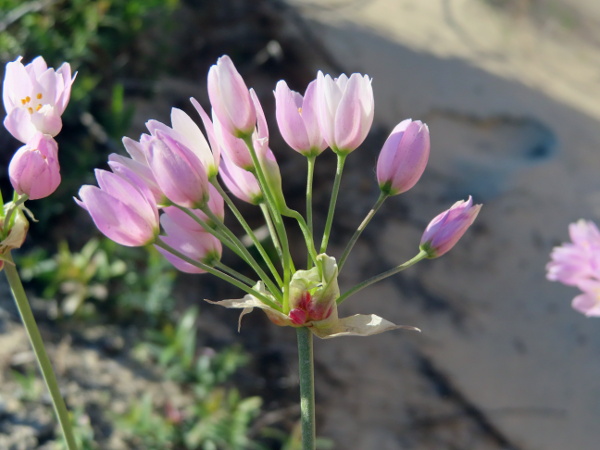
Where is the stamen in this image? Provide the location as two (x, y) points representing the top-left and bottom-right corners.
(36, 104), (42, 111)
(297, 107), (303, 115)
(36, 93), (43, 99)
(27, 107), (33, 114)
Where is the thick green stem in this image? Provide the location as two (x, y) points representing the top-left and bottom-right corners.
(338, 192), (388, 271)
(337, 250), (428, 304)
(296, 327), (316, 450)
(3, 252), (78, 450)
(320, 153), (347, 254)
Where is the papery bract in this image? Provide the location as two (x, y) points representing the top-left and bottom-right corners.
(207, 55), (256, 136)
(275, 79), (326, 156)
(377, 119), (430, 196)
(420, 196), (481, 258)
(9, 132), (61, 200)
(3, 56), (75, 143)
(0, 203), (29, 259)
(76, 169), (159, 247)
(147, 132), (209, 208)
(156, 211), (222, 274)
(206, 254), (419, 339)
(316, 71), (374, 154)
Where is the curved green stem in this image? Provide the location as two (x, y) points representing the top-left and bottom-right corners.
(155, 239), (281, 310)
(337, 250), (428, 304)
(338, 192), (388, 271)
(296, 327), (316, 450)
(200, 205), (282, 297)
(305, 156), (316, 262)
(241, 136), (292, 312)
(319, 153), (347, 254)
(282, 207), (318, 266)
(259, 202), (284, 264)
(211, 179), (283, 285)
(3, 252), (78, 450)
(214, 261), (255, 286)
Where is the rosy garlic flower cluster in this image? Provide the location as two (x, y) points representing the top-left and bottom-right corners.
(73, 54), (481, 338)
(1, 56), (76, 269)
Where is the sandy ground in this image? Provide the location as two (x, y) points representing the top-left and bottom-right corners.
(281, 0), (600, 449)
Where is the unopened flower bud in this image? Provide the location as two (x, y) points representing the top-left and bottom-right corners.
(9, 132), (61, 200)
(420, 196), (481, 258)
(377, 119), (430, 196)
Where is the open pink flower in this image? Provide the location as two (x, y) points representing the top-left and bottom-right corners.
(275, 79), (327, 156)
(316, 71), (374, 154)
(9, 132), (61, 200)
(146, 107), (219, 178)
(76, 169), (159, 247)
(547, 220), (600, 317)
(3, 56), (75, 143)
(547, 220), (600, 287)
(156, 210), (222, 274)
(146, 132), (210, 209)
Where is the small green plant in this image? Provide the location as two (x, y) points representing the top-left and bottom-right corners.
(56, 405), (98, 450)
(17, 237), (176, 321)
(121, 307), (263, 449)
(10, 366), (42, 402)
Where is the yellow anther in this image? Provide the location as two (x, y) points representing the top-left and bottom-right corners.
(297, 107), (303, 115)
(27, 107), (33, 114)
(36, 104), (42, 111)
(21, 98), (27, 105)
(36, 93), (42, 99)
(25, 96), (31, 103)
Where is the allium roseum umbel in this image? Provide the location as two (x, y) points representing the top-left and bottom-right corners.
(1, 56), (75, 268)
(547, 220), (600, 316)
(77, 55), (481, 338)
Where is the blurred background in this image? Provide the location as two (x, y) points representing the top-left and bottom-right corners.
(2, 0), (600, 448)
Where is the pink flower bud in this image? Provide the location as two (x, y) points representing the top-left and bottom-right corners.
(156, 211), (222, 273)
(108, 153), (165, 205)
(376, 119), (430, 195)
(146, 107), (219, 178)
(219, 152), (262, 204)
(420, 196), (481, 258)
(213, 113), (255, 170)
(9, 132), (61, 200)
(316, 71), (374, 154)
(274, 80), (327, 156)
(162, 185), (224, 230)
(76, 170), (159, 247)
(3, 56), (75, 143)
(147, 132), (209, 209)
(207, 55), (256, 136)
